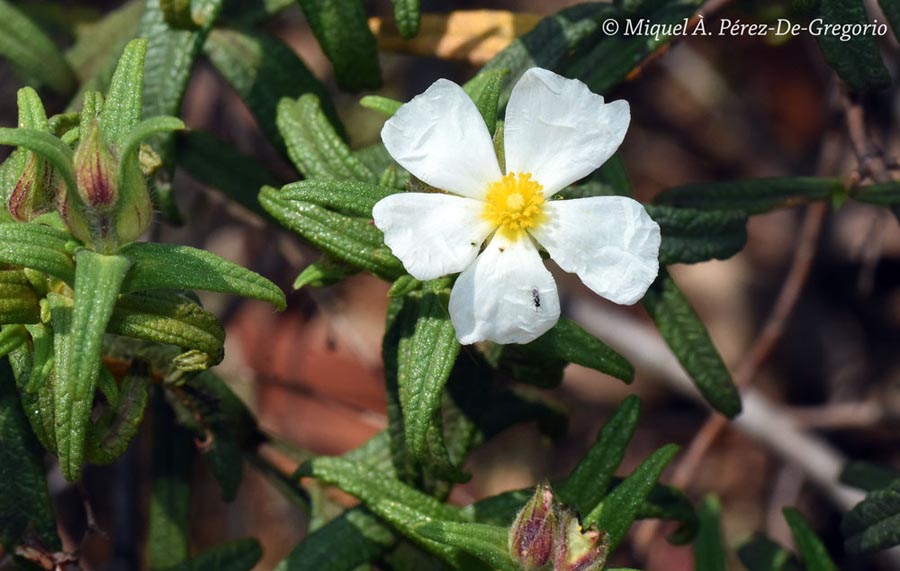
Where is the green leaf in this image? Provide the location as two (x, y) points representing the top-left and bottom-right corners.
(416, 521), (516, 571)
(118, 116), (186, 185)
(171, 539), (262, 571)
(161, 0), (198, 30)
(464, 69), (507, 135)
(148, 397), (193, 570)
(139, 0), (224, 161)
(296, 0), (381, 90)
(278, 506), (395, 571)
(558, 395), (640, 514)
(296, 456), (473, 566)
(360, 95), (403, 117)
(853, 181), (900, 206)
(120, 241), (286, 310)
(389, 287), (465, 481)
(517, 318), (634, 384)
(17, 86), (50, 131)
(174, 130), (282, 217)
(277, 94), (377, 182)
(784, 508), (838, 570)
(9, 325), (57, 451)
(840, 461), (900, 492)
(0, 274), (41, 324)
(293, 256), (360, 290)
(0, 127), (78, 199)
(644, 205), (748, 265)
(0, 359), (60, 551)
(642, 270), (741, 418)
(0, 325), (28, 360)
(53, 250), (132, 481)
(586, 443), (679, 551)
(694, 496), (727, 571)
(654, 178), (843, 215)
(737, 535), (802, 571)
(813, 0), (890, 92)
(108, 291), (226, 366)
(0, 0), (76, 95)
(842, 479), (900, 554)
(100, 39), (148, 148)
(85, 360), (151, 464)
(0, 222), (76, 284)
(390, 0), (421, 38)
(65, 0), (145, 99)
(205, 27), (342, 148)
(259, 183), (404, 280)
(562, 0), (702, 94)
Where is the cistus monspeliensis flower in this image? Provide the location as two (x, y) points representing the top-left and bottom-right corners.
(372, 67), (661, 345)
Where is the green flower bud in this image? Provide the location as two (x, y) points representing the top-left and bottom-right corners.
(59, 118), (153, 252)
(8, 152), (56, 221)
(509, 483), (558, 570)
(552, 510), (609, 571)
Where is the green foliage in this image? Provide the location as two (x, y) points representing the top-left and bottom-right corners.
(694, 496), (727, 571)
(0, 222), (76, 285)
(645, 205), (748, 265)
(167, 538), (263, 571)
(390, 0), (421, 39)
(783, 509), (838, 571)
(737, 535), (802, 571)
(643, 270), (741, 418)
(0, 0), (77, 95)
(655, 177), (844, 214)
(840, 461), (900, 492)
(52, 250), (132, 481)
(0, 360), (60, 552)
(811, 0), (890, 92)
(842, 479), (900, 554)
(204, 27), (341, 149)
(296, 0), (381, 90)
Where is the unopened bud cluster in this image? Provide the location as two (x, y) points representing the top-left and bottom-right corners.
(509, 484), (610, 571)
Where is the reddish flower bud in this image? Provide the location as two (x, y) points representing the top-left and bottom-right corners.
(8, 152), (56, 221)
(509, 483), (558, 570)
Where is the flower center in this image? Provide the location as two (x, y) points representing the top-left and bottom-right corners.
(483, 172), (545, 239)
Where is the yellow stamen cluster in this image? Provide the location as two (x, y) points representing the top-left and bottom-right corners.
(483, 172), (545, 239)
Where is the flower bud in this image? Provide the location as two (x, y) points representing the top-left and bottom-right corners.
(8, 152), (56, 221)
(74, 118), (118, 211)
(552, 510), (609, 571)
(509, 483), (558, 570)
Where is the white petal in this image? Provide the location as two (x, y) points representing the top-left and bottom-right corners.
(504, 68), (630, 195)
(531, 196), (660, 305)
(373, 193), (494, 281)
(449, 233), (560, 345)
(382, 79), (502, 199)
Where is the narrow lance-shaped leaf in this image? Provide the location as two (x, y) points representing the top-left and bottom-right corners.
(53, 250), (132, 481)
(0, 0), (76, 95)
(0, 273), (41, 325)
(148, 396), (193, 570)
(644, 205), (748, 265)
(784, 508), (838, 571)
(296, 0), (382, 90)
(0, 325), (28, 360)
(117, 116), (186, 184)
(204, 27), (342, 148)
(463, 68), (507, 135)
(693, 496), (727, 571)
(360, 95), (402, 117)
(85, 360), (151, 464)
(585, 443), (679, 551)
(813, 0), (890, 92)
(0, 128), (78, 197)
(416, 521), (516, 571)
(737, 535), (803, 571)
(0, 223), (76, 284)
(654, 177), (843, 214)
(100, 39), (148, 147)
(120, 241), (286, 310)
(840, 461), (900, 492)
(277, 94), (377, 182)
(174, 130), (283, 218)
(558, 395), (640, 514)
(390, 0), (421, 38)
(0, 360), (60, 552)
(277, 506), (395, 571)
(841, 480), (900, 554)
(642, 270), (741, 418)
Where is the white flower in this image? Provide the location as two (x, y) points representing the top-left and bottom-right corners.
(373, 67), (661, 345)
